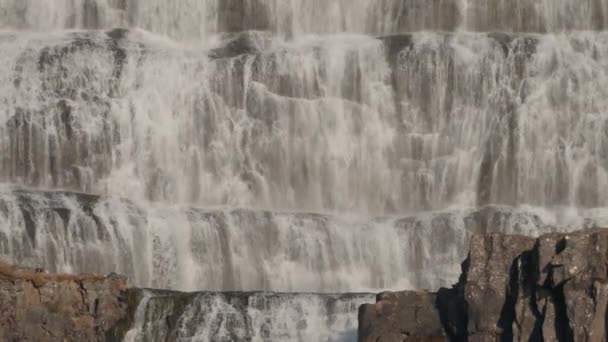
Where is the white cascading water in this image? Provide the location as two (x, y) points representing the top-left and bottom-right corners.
(1, 0), (608, 341)
(2, 0), (608, 36)
(123, 291), (371, 342)
(4, 189), (583, 292)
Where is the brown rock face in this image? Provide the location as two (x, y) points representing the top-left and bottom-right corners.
(0, 261), (128, 341)
(464, 233), (536, 340)
(359, 291), (447, 342)
(359, 228), (608, 342)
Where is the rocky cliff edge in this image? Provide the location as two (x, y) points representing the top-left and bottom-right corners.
(359, 228), (608, 341)
(0, 261), (128, 341)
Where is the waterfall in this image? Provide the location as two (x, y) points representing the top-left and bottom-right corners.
(1, 0), (607, 340)
(2, 0), (608, 36)
(3, 30), (608, 213)
(6, 189), (591, 292)
(122, 290), (371, 342)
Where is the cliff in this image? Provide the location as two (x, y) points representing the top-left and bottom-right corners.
(0, 261), (128, 341)
(359, 229), (608, 341)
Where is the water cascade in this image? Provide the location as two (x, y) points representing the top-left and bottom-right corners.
(1, 0), (608, 340)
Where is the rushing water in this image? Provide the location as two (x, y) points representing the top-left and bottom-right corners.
(1, 0), (607, 340)
(5, 189), (589, 293)
(2, 30), (608, 214)
(2, 0), (608, 37)
(122, 290), (371, 342)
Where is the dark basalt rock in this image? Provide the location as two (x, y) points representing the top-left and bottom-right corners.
(359, 228), (608, 342)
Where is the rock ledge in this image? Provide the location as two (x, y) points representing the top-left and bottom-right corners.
(0, 261), (128, 341)
(359, 229), (608, 341)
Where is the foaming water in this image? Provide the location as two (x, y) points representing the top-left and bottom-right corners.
(0, 190), (600, 293)
(123, 290), (371, 342)
(1, 1), (608, 340)
(2, 30), (608, 214)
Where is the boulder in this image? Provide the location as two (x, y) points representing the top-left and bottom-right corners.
(359, 228), (608, 342)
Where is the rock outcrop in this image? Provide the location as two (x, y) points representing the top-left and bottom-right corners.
(0, 261), (128, 341)
(359, 228), (608, 341)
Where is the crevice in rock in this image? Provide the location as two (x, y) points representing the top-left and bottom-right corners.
(541, 243), (574, 342)
(553, 283), (574, 342)
(497, 256), (520, 341)
(525, 248), (544, 341)
(435, 287), (467, 341)
(360, 230), (608, 341)
(556, 238), (567, 254)
(78, 281), (89, 308)
(41, 321), (54, 338)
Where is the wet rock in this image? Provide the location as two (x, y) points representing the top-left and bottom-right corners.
(464, 233), (536, 340)
(209, 31), (274, 59)
(0, 261), (128, 341)
(358, 290), (448, 342)
(359, 228), (608, 342)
